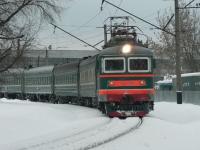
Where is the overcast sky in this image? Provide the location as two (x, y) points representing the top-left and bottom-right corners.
(36, 0), (198, 50)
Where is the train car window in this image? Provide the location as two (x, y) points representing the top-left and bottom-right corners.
(128, 57), (151, 73)
(103, 57), (125, 73)
(86, 71), (89, 82)
(83, 71), (86, 82)
(69, 74), (72, 83)
(72, 75), (74, 83)
(45, 77), (47, 85)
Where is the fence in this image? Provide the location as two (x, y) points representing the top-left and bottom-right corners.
(155, 90), (200, 105)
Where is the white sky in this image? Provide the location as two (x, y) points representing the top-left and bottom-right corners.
(36, 0), (199, 50)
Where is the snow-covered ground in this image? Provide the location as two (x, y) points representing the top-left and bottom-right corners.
(0, 98), (200, 150)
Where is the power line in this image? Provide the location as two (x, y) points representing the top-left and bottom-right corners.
(41, 25), (99, 29)
(66, 11), (103, 40)
(50, 23), (101, 51)
(71, 11), (102, 33)
(185, 0), (195, 7)
(163, 0), (198, 30)
(93, 40), (104, 47)
(114, 0), (124, 14)
(82, 32), (103, 41)
(101, 0), (175, 36)
(178, 6), (200, 9)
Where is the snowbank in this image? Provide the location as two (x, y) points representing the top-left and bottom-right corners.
(1, 99), (200, 150)
(95, 102), (200, 150)
(0, 98), (104, 148)
(150, 102), (200, 124)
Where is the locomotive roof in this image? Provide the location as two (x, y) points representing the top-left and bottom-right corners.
(0, 69), (24, 76)
(24, 50), (99, 58)
(99, 45), (153, 56)
(54, 61), (79, 71)
(24, 66), (54, 74)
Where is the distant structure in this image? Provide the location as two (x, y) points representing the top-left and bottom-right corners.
(14, 49), (99, 68)
(154, 55), (200, 76)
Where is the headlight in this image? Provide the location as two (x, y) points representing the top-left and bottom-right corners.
(122, 44), (132, 54)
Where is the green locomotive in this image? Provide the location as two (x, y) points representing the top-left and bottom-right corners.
(0, 16), (155, 117)
(96, 45), (155, 117)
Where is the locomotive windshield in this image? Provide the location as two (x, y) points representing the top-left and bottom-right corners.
(103, 57), (125, 73)
(128, 57), (151, 72)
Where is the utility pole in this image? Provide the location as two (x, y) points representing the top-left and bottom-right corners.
(175, 0), (182, 104)
(45, 47), (49, 66)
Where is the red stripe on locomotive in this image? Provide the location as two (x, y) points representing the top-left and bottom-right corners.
(99, 74), (154, 78)
(98, 89), (155, 95)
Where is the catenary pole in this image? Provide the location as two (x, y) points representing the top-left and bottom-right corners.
(101, 0), (183, 104)
(175, 0), (182, 104)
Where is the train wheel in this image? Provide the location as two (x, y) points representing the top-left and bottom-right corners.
(98, 102), (105, 114)
(105, 103), (113, 114)
(104, 104), (108, 115)
(104, 103), (113, 118)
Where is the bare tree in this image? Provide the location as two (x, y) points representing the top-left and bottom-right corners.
(0, 0), (61, 72)
(152, 1), (200, 74)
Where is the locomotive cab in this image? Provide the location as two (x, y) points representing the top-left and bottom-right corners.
(97, 44), (155, 117)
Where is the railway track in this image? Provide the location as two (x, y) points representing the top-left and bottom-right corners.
(81, 117), (143, 150)
(4, 118), (142, 150)
(10, 118), (142, 150)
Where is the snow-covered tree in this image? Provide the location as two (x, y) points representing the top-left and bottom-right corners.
(152, 1), (200, 74)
